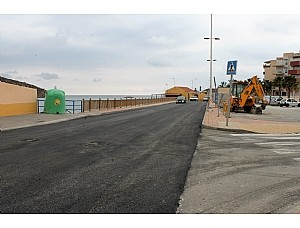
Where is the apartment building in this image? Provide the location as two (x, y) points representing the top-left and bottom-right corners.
(263, 59), (276, 81)
(263, 51), (300, 99)
(289, 52), (300, 78)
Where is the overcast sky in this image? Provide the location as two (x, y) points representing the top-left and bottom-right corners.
(1, 2), (300, 95)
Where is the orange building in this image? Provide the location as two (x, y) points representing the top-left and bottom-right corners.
(0, 81), (37, 116)
(165, 86), (206, 101)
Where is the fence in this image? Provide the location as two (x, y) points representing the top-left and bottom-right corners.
(37, 97), (175, 114)
(82, 97), (175, 112)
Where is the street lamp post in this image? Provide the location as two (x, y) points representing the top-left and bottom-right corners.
(171, 77), (175, 87)
(204, 14), (220, 107)
(192, 78), (197, 90)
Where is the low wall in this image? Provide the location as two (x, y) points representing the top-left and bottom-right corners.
(0, 82), (37, 116)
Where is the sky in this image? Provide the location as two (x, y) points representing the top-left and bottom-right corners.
(1, 1), (300, 95)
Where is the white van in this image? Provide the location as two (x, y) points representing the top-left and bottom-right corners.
(189, 96), (199, 102)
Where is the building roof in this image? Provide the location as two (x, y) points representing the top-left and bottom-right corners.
(175, 86), (194, 92)
(0, 76), (45, 98)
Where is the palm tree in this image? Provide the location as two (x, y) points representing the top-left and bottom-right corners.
(273, 76), (284, 96)
(262, 79), (273, 103)
(219, 81), (228, 88)
(262, 79), (273, 95)
(282, 76), (299, 98)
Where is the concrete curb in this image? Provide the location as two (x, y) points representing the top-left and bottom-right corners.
(202, 124), (258, 134)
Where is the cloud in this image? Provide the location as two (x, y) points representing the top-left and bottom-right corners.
(93, 78), (102, 83)
(1, 14), (300, 95)
(145, 55), (172, 67)
(147, 35), (175, 46)
(0, 70), (21, 79)
(37, 72), (59, 80)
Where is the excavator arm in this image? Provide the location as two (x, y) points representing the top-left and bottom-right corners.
(239, 81), (255, 108)
(230, 75), (267, 114)
(239, 76), (266, 106)
(252, 76), (266, 101)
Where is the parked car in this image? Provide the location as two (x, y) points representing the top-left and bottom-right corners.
(279, 98), (300, 107)
(202, 97), (209, 102)
(269, 96), (283, 106)
(176, 96), (186, 104)
(189, 96), (199, 102)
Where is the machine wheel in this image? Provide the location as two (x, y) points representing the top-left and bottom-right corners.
(244, 106), (252, 113)
(255, 107), (262, 114)
(286, 104), (289, 107)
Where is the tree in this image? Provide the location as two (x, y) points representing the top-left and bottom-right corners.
(262, 79), (273, 103)
(291, 80), (300, 99)
(262, 79), (273, 95)
(273, 76), (284, 96)
(282, 76), (299, 98)
(219, 81), (228, 88)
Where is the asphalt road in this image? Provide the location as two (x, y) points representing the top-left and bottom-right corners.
(0, 102), (206, 213)
(178, 128), (300, 213)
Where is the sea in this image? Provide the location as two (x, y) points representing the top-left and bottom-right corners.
(65, 94), (153, 101)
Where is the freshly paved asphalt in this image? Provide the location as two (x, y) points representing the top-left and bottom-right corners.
(0, 102), (206, 213)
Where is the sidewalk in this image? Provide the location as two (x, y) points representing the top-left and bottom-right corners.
(203, 107), (300, 134)
(199, 106), (300, 214)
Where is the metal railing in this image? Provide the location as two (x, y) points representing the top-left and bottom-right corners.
(37, 99), (83, 114)
(65, 100), (83, 113)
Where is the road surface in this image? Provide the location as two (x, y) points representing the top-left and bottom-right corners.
(178, 128), (300, 213)
(1, 102), (206, 213)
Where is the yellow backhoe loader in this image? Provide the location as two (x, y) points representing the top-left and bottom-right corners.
(228, 75), (268, 114)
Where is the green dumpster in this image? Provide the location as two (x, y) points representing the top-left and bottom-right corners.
(44, 88), (66, 114)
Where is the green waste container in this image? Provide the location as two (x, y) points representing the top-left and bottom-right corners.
(44, 88), (66, 114)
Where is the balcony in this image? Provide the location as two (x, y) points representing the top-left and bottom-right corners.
(293, 53), (300, 58)
(276, 60), (284, 66)
(276, 70), (284, 75)
(290, 61), (300, 67)
(288, 69), (300, 75)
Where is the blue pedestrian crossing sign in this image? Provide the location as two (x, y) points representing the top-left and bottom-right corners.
(226, 60), (238, 75)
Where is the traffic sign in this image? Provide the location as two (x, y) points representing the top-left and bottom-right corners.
(226, 60), (238, 75)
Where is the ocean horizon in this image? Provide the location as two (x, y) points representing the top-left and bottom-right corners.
(65, 94), (153, 101)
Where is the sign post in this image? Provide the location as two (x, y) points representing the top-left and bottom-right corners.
(226, 60), (237, 126)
